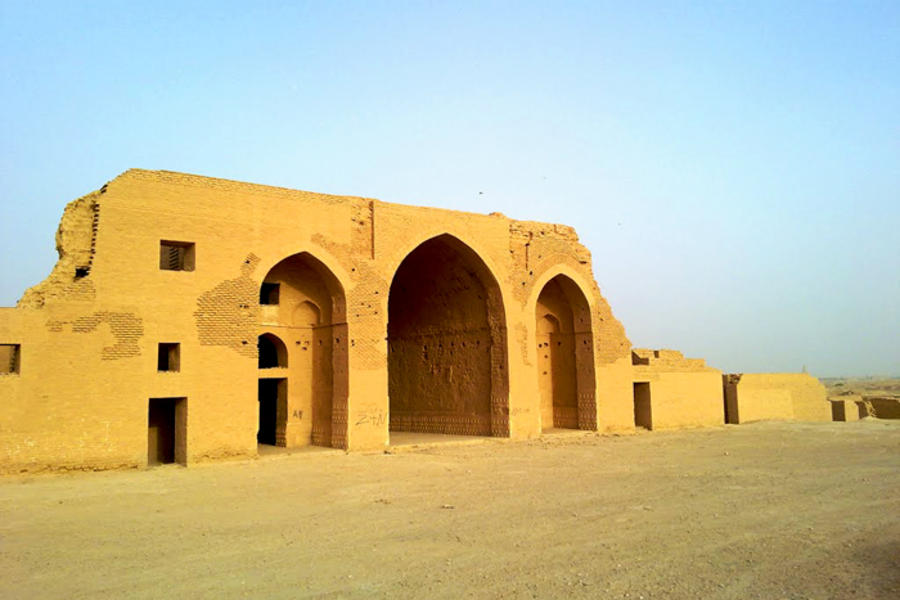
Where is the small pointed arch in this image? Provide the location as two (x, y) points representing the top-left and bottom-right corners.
(292, 300), (321, 327)
(260, 252), (346, 326)
(388, 233), (510, 438)
(534, 272), (597, 431)
(258, 333), (288, 368)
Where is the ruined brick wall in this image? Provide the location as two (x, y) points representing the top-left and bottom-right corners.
(632, 349), (724, 430)
(829, 396), (861, 421)
(18, 190), (100, 309)
(509, 221), (630, 366)
(0, 168), (635, 473)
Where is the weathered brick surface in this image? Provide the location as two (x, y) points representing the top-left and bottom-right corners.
(724, 373), (830, 424)
(631, 349), (724, 430)
(0, 169), (635, 473)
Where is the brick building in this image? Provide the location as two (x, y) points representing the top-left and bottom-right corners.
(0, 170), (831, 473)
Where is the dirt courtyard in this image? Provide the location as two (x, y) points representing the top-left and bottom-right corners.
(1, 421), (898, 599)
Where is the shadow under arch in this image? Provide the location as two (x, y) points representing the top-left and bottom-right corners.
(258, 251), (349, 449)
(388, 233), (510, 437)
(534, 272), (597, 430)
(258, 332), (288, 368)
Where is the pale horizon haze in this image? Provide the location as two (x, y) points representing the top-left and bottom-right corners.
(1, 1), (897, 376)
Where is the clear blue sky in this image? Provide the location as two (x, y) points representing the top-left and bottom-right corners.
(1, 1), (897, 376)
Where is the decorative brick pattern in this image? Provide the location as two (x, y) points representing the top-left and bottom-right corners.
(311, 232), (389, 371)
(194, 254), (261, 359)
(59, 311), (144, 360)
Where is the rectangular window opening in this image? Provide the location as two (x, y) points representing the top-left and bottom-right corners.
(159, 241), (195, 271)
(157, 343), (180, 372)
(260, 282), (280, 305)
(148, 397), (187, 466)
(0, 344), (20, 375)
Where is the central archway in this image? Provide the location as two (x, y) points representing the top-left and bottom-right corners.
(388, 235), (509, 437)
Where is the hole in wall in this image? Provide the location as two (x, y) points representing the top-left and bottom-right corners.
(0, 344), (21, 375)
(159, 241), (195, 271)
(157, 343), (180, 372)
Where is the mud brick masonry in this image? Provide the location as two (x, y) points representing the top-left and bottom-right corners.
(0, 170), (832, 473)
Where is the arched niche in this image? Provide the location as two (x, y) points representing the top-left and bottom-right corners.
(388, 234), (509, 437)
(535, 274), (596, 430)
(258, 333), (288, 368)
(258, 252), (348, 449)
(292, 300), (321, 327)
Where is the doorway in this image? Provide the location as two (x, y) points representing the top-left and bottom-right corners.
(148, 397), (186, 465)
(258, 378), (286, 445)
(633, 383), (652, 430)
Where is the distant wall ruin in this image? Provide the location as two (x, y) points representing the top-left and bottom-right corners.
(631, 349), (724, 430)
(723, 373), (830, 424)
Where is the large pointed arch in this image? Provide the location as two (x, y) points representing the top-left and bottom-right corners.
(257, 251), (349, 449)
(387, 234), (509, 437)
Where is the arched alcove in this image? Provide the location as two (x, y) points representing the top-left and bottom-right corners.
(258, 333), (288, 368)
(292, 300), (321, 327)
(258, 252), (348, 448)
(388, 234), (509, 437)
(535, 274), (596, 430)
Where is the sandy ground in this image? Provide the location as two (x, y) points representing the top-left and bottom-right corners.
(1, 420), (898, 600)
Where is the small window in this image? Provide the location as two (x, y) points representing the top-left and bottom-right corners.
(260, 282), (280, 305)
(159, 241), (195, 271)
(0, 344), (20, 375)
(158, 343), (180, 372)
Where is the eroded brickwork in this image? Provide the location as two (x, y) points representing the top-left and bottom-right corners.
(311, 232), (388, 371)
(19, 191), (101, 308)
(195, 254), (261, 359)
(72, 312), (143, 360)
(0, 168), (639, 473)
(45, 311), (144, 360)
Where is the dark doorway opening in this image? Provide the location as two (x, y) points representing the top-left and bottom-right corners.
(258, 378), (286, 445)
(633, 382), (652, 430)
(148, 397), (186, 465)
